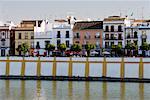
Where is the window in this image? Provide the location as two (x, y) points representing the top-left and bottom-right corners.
(105, 42), (109, 48)
(66, 40), (69, 47)
(57, 31), (61, 38)
(111, 26), (114, 32)
(25, 33), (28, 39)
(105, 26), (109, 32)
(18, 33), (22, 39)
(57, 40), (61, 46)
(36, 42), (40, 49)
(66, 31), (69, 38)
(105, 34), (109, 39)
(118, 34), (122, 40)
(95, 32), (100, 38)
(31, 32), (34, 39)
(74, 33), (80, 38)
(1, 39), (5, 46)
(31, 42), (34, 48)
(118, 25), (122, 32)
(110, 34), (114, 39)
(134, 31), (138, 38)
(2, 32), (5, 36)
(111, 42), (114, 46)
(85, 32), (90, 39)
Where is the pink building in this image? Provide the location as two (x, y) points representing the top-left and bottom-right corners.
(73, 21), (103, 49)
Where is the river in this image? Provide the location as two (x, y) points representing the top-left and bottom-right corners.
(0, 80), (149, 100)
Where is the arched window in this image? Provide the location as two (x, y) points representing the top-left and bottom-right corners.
(111, 25), (114, 32)
(118, 25), (122, 32)
(105, 26), (109, 32)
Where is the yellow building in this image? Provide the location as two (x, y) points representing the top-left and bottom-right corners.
(15, 20), (35, 55)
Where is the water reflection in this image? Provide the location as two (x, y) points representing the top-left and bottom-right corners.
(0, 80), (149, 100)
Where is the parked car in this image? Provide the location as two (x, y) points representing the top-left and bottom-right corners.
(52, 50), (62, 57)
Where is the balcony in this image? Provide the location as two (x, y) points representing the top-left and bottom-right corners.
(105, 37), (123, 40)
(126, 35), (138, 39)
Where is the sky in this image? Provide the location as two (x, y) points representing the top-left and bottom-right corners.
(0, 0), (150, 24)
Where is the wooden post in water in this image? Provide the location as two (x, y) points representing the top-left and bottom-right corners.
(68, 57), (73, 77)
(52, 57), (57, 77)
(85, 57), (89, 78)
(120, 57), (125, 79)
(21, 57), (26, 76)
(139, 57), (144, 79)
(37, 57), (41, 77)
(6, 56), (10, 76)
(102, 57), (107, 77)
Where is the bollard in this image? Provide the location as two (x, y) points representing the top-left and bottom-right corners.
(37, 57), (41, 77)
(6, 56), (10, 76)
(85, 57), (89, 78)
(120, 57), (125, 79)
(139, 57), (144, 79)
(68, 57), (73, 77)
(21, 57), (26, 76)
(102, 57), (107, 77)
(52, 57), (57, 77)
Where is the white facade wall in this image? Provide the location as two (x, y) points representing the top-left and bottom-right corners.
(0, 27), (11, 56)
(51, 23), (73, 49)
(103, 21), (125, 48)
(34, 20), (52, 53)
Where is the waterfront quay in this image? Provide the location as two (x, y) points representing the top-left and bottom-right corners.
(0, 57), (150, 82)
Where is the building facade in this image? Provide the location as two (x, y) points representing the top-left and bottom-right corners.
(51, 20), (73, 49)
(103, 16), (125, 50)
(73, 21), (103, 50)
(34, 20), (52, 55)
(0, 26), (15, 56)
(15, 20), (34, 55)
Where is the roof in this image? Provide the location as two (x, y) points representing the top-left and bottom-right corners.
(73, 21), (103, 31)
(104, 16), (125, 21)
(15, 27), (34, 31)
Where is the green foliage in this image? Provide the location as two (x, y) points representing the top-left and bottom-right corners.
(70, 44), (81, 52)
(57, 43), (67, 51)
(85, 44), (96, 56)
(16, 43), (29, 55)
(140, 42), (149, 51)
(85, 44), (95, 52)
(46, 44), (55, 51)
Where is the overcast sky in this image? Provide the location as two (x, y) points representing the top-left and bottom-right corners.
(0, 0), (149, 23)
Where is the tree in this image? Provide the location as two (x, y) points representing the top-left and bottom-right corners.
(45, 44), (55, 56)
(70, 44), (81, 52)
(125, 43), (137, 56)
(85, 44), (95, 56)
(16, 43), (29, 56)
(140, 42), (149, 56)
(57, 43), (67, 51)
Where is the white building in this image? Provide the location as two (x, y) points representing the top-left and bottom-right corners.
(103, 16), (125, 50)
(51, 20), (73, 49)
(34, 20), (52, 55)
(124, 19), (150, 56)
